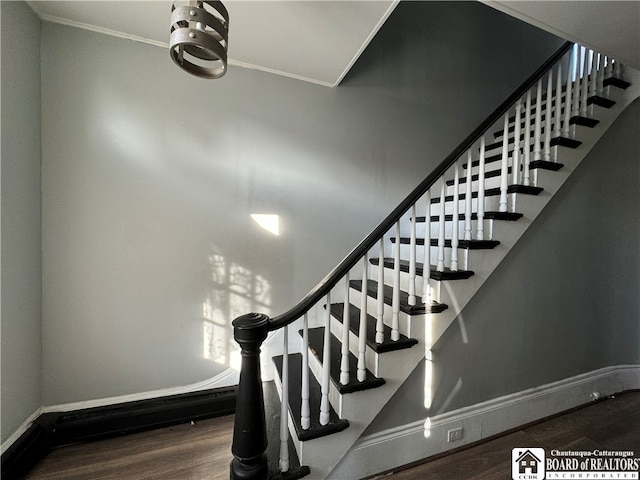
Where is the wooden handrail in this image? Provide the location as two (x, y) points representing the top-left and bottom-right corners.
(267, 41), (572, 332)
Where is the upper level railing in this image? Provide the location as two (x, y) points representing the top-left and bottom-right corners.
(228, 41), (629, 480)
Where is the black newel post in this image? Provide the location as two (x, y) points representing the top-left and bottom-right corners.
(230, 312), (270, 480)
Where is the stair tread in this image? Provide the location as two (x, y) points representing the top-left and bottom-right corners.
(570, 115), (600, 128)
(550, 136), (581, 148)
(349, 279), (448, 315)
(263, 380), (310, 479)
(328, 303), (419, 353)
(390, 237), (500, 250)
(370, 257), (475, 281)
(587, 95), (616, 108)
(530, 160), (564, 171)
(604, 77), (631, 89)
(446, 167), (508, 185)
(305, 327), (386, 394)
(414, 211), (523, 222)
(273, 354), (349, 442)
(430, 185), (542, 203)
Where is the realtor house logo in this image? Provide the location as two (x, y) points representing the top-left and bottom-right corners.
(512, 448), (546, 480)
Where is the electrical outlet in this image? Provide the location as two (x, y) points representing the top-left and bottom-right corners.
(448, 427), (463, 442)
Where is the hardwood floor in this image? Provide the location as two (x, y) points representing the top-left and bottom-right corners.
(25, 392), (640, 480)
(25, 415), (235, 480)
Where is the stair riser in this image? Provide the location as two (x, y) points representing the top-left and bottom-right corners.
(389, 243), (471, 269)
(327, 314), (380, 375)
(348, 288), (417, 337)
(305, 343), (344, 417)
(422, 196), (502, 217)
(400, 219), (502, 241)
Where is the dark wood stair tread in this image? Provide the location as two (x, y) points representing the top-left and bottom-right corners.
(370, 257), (475, 281)
(484, 211), (524, 221)
(529, 160), (564, 171)
(414, 211), (523, 222)
(304, 327), (386, 395)
(263, 380), (310, 479)
(550, 136), (581, 148)
(604, 77), (630, 89)
(273, 354), (349, 442)
(349, 279), (448, 315)
(390, 237), (500, 250)
(570, 115), (600, 128)
(430, 185), (542, 203)
(587, 95), (616, 108)
(446, 168), (505, 186)
(327, 303), (418, 353)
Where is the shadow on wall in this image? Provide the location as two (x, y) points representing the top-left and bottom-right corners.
(202, 244), (273, 372)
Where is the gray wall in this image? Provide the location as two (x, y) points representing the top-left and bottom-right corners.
(366, 98), (640, 434)
(39, 2), (564, 405)
(1, 2), (43, 443)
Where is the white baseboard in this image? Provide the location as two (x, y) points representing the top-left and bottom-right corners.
(41, 367), (239, 414)
(1, 408), (42, 456)
(331, 364), (640, 479)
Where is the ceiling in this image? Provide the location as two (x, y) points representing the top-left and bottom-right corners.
(483, 1), (640, 70)
(27, 0), (399, 87)
(28, 1), (640, 87)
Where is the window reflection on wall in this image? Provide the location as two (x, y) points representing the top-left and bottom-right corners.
(202, 251), (272, 370)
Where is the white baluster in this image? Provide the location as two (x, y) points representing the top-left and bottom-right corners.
(512, 100), (522, 186)
(319, 292), (331, 426)
(301, 313), (310, 430)
(580, 47), (589, 117)
(376, 238), (384, 344)
(476, 137), (486, 240)
(614, 59), (623, 78)
(464, 151), (472, 241)
(554, 63), (563, 139)
(597, 54), (605, 94)
(422, 191), (432, 304)
(499, 113), (509, 212)
(358, 254), (368, 380)
(408, 205), (417, 306)
(340, 273), (350, 385)
(392, 221), (401, 341)
(605, 55), (612, 78)
(590, 51), (598, 97)
(563, 47), (574, 138)
(437, 180), (445, 272)
(450, 162), (460, 271)
(533, 79), (543, 162)
(572, 45), (582, 119)
(279, 325), (290, 472)
(523, 89), (532, 186)
(512, 100), (522, 214)
(543, 71), (553, 161)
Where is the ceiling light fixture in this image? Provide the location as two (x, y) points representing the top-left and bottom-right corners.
(169, 1), (229, 79)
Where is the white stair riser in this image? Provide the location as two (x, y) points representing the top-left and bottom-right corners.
(327, 312), (380, 375)
(347, 287), (415, 337)
(304, 341), (344, 416)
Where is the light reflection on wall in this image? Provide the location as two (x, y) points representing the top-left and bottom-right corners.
(202, 250), (272, 371)
(251, 214), (280, 236)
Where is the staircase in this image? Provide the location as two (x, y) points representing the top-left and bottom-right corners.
(229, 43), (640, 480)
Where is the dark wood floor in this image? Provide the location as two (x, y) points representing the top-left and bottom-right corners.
(25, 392), (640, 480)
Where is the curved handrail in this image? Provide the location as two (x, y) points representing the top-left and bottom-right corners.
(268, 41), (573, 331)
